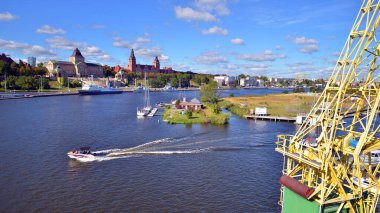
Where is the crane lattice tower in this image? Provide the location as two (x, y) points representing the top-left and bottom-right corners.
(276, 0), (380, 212)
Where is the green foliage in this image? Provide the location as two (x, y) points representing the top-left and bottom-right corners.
(103, 65), (114, 77)
(70, 79), (82, 88)
(170, 78), (179, 88)
(229, 93), (235, 97)
(5, 75), (18, 89)
(282, 90), (289, 94)
(0, 61), (11, 75)
(209, 113), (229, 125)
(310, 86), (324, 93)
(293, 87), (305, 93)
(210, 104), (222, 114)
(200, 81), (219, 104)
(185, 110), (193, 118)
(15, 76), (39, 90)
(225, 102), (248, 117)
(150, 77), (165, 88)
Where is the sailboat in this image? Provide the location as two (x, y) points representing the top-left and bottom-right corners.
(137, 73), (152, 116)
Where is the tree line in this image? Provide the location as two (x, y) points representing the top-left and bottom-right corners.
(0, 60), (50, 90)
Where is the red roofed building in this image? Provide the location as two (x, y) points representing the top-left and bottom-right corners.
(125, 49), (174, 74)
(113, 65), (122, 73)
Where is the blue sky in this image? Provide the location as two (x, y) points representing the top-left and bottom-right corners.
(0, 0), (362, 78)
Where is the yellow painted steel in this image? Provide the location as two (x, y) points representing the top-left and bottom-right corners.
(276, 0), (380, 212)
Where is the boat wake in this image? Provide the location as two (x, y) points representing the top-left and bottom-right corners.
(73, 132), (245, 162)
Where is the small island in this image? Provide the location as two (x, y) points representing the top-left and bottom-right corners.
(163, 81), (230, 125)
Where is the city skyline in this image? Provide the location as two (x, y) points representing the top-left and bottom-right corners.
(0, 0), (361, 77)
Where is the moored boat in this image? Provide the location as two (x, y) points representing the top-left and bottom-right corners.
(78, 75), (123, 95)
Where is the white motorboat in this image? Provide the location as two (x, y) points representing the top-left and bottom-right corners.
(67, 147), (107, 162)
(162, 83), (176, 91)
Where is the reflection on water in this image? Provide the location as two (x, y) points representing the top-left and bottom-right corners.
(0, 89), (295, 212)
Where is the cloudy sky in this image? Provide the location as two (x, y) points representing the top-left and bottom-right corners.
(0, 0), (362, 78)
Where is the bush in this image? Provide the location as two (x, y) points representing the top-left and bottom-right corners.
(185, 110), (193, 118)
(70, 80), (82, 88)
(282, 90), (289, 94)
(229, 93), (235, 97)
(209, 113), (229, 125)
(210, 104), (222, 114)
(225, 102), (248, 117)
(15, 76), (38, 90)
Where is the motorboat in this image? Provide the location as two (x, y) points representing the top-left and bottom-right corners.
(67, 147), (106, 162)
(162, 83), (176, 91)
(134, 86), (144, 93)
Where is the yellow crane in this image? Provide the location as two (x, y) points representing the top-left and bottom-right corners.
(276, 0), (380, 212)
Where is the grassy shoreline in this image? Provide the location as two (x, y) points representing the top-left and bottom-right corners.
(222, 93), (317, 117)
(163, 106), (229, 125)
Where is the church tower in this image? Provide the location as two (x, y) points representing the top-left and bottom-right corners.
(69, 48), (85, 64)
(127, 48), (137, 72)
(153, 56), (160, 71)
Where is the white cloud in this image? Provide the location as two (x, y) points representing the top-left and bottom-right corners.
(112, 37), (139, 49)
(174, 6), (218, 22)
(275, 45), (283, 50)
(298, 44), (319, 54)
(237, 50), (286, 62)
(202, 26), (228, 35)
(194, 52), (228, 64)
(46, 36), (113, 61)
(0, 12), (17, 21)
(286, 35), (318, 44)
(135, 46), (163, 59)
(92, 24), (106, 29)
(159, 54), (170, 61)
(286, 35), (319, 54)
(0, 38), (56, 56)
(287, 61), (313, 67)
(230, 38), (245, 45)
(194, 0), (230, 16)
(135, 37), (150, 43)
(36, 25), (66, 34)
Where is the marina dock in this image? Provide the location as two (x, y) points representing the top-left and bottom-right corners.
(244, 115), (296, 122)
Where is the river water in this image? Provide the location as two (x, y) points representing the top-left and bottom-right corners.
(0, 88), (297, 212)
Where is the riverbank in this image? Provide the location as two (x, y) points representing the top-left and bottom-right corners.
(162, 106), (229, 125)
(221, 93), (317, 117)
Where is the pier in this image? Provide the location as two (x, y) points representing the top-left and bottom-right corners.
(244, 115), (296, 122)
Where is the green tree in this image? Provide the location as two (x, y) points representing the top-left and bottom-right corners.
(170, 77), (179, 88)
(185, 110), (192, 118)
(103, 65), (114, 77)
(200, 81), (219, 104)
(34, 66), (48, 76)
(5, 75), (18, 89)
(0, 61), (11, 76)
(15, 76), (38, 90)
(210, 104), (222, 114)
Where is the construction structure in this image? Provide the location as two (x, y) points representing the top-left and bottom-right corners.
(276, 0), (380, 212)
